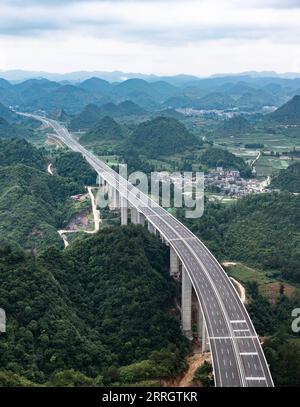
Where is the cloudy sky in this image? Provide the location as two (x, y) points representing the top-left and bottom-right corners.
(0, 0), (300, 76)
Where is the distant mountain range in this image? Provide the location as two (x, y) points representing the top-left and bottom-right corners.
(1, 69), (300, 83)
(0, 70), (199, 85)
(1, 73), (300, 115)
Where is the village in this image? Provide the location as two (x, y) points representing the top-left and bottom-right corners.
(204, 167), (272, 199)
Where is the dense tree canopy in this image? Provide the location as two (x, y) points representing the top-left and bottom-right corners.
(271, 162), (300, 193)
(53, 150), (97, 185)
(127, 117), (200, 158)
(0, 226), (188, 386)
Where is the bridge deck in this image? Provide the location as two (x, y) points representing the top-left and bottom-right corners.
(23, 113), (274, 388)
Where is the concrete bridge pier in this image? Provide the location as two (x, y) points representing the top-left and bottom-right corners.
(197, 303), (209, 352)
(121, 196), (128, 225)
(112, 188), (120, 209)
(182, 266), (193, 340)
(170, 247), (180, 277)
(138, 212), (146, 226)
(97, 173), (104, 187)
(148, 222), (156, 235)
(130, 207), (138, 224)
(107, 184), (112, 201)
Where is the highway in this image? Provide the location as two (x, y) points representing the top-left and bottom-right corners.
(22, 113), (274, 387)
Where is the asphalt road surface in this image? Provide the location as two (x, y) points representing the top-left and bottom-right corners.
(21, 113), (274, 388)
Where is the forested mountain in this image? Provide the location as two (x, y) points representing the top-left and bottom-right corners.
(0, 117), (19, 138)
(127, 117), (200, 158)
(194, 92), (235, 110)
(269, 95), (300, 124)
(69, 104), (102, 130)
(216, 115), (252, 136)
(200, 147), (252, 177)
(53, 151), (97, 185)
(0, 139), (84, 252)
(0, 164), (83, 252)
(0, 103), (19, 122)
(80, 116), (124, 144)
(78, 77), (112, 94)
(271, 162), (300, 193)
(70, 101), (147, 130)
(0, 117), (33, 140)
(2, 74), (300, 114)
(32, 85), (98, 113)
(111, 79), (179, 106)
(0, 227), (187, 386)
(0, 138), (46, 169)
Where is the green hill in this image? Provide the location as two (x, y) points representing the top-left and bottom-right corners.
(69, 104), (101, 130)
(217, 115), (252, 136)
(0, 164), (84, 252)
(31, 85), (97, 113)
(0, 138), (46, 169)
(117, 100), (146, 117)
(0, 227), (187, 386)
(0, 117), (33, 139)
(271, 162), (300, 192)
(70, 101), (147, 131)
(200, 147), (252, 177)
(0, 145), (84, 252)
(153, 109), (185, 120)
(269, 95), (300, 124)
(237, 89), (277, 110)
(53, 151), (97, 185)
(128, 117), (200, 158)
(194, 92), (235, 110)
(78, 77), (111, 94)
(0, 103), (18, 122)
(80, 116), (124, 144)
(0, 117), (19, 138)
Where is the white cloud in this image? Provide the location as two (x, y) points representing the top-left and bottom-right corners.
(0, 0), (299, 75)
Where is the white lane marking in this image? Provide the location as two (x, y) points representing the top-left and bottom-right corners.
(233, 329), (250, 332)
(240, 352), (258, 356)
(246, 377), (267, 381)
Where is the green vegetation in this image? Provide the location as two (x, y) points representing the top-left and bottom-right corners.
(245, 280), (299, 336)
(263, 336), (300, 387)
(0, 117), (18, 138)
(244, 281), (300, 387)
(217, 115), (252, 136)
(0, 139), (85, 252)
(53, 150), (97, 185)
(271, 162), (300, 193)
(70, 102), (147, 130)
(193, 361), (214, 387)
(0, 138), (46, 169)
(0, 226), (188, 386)
(200, 147), (252, 177)
(226, 263), (299, 303)
(245, 143), (264, 149)
(255, 155), (291, 177)
(80, 116), (124, 144)
(0, 164), (83, 252)
(269, 95), (300, 125)
(69, 104), (103, 130)
(127, 117), (200, 158)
